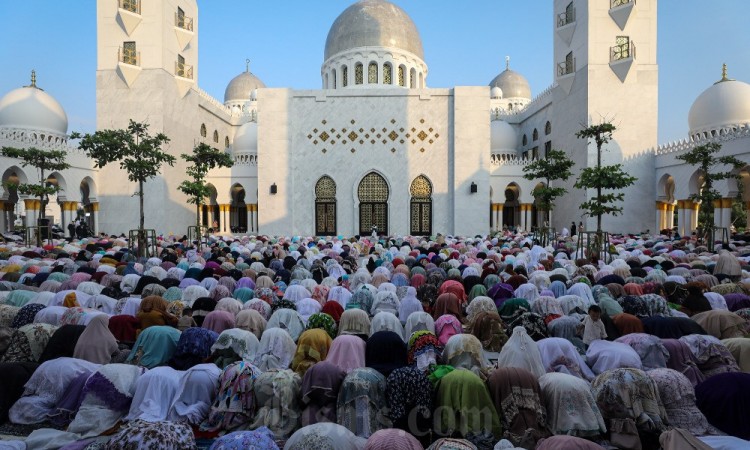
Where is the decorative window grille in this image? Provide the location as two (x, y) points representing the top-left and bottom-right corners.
(383, 64), (392, 85)
(368, 63), (378, 84)
(355, 63), (364, 85)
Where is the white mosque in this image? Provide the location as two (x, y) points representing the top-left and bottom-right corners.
(2, 0), (750, 238)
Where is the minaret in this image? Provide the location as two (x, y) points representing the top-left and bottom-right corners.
(94, 0), (202, 234)
(551, 0), (659, 233)
(96, 0), (198, 91)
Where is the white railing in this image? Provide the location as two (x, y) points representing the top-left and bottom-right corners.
(0, 128), (73, 151)
(490, 153), (537, 166)
(653, 124), (750, 156)
(233, 152), (258, 165)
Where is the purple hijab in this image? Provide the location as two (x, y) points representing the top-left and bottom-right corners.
(488, 283), (514, 308)
(661, 339), (705, 386)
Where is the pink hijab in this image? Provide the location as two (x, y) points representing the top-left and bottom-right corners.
(325, 335), (366, 373)
(435, 315), (463, 346)
(201, 310), (236, 334)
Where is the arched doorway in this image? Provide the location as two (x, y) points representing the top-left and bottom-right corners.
(1, 167), (26, 232)
(230, 184), (247, 233)
(503, 184), (520, 228)
(358, 172), (389, 235)
(43, 173), (65, 227)
(202, 184), (220, 230)
(315, 176), (337, 236)
(80, 177), (97, 233)
(410, 175), (432, 235)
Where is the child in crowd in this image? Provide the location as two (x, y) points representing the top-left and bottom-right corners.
(581, 304), (607, 345)
(178, 307), (197, 331)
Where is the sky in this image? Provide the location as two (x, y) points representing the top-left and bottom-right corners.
(0, 0), (748, 145)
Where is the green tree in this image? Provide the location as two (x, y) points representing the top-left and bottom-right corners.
(574, 122), (637, 233)
(676, 142), (743, 234)
(522, 148), (575, 223)
(178, 142), (234, 230)
(0, 146), (70, 228)
(72, 121), (175, 254)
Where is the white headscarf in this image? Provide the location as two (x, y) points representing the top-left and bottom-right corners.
(404, 312), (435, 338)
(496, 326), (546, 378)
(370, 311), (405, 341)
(168, 363), (221, 424)
(585, 340), (643, 375)
(254, 328), (296, 371)
(126, 366), (183, 422)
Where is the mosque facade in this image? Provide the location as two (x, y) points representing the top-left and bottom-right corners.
(2, 0), (750, 238)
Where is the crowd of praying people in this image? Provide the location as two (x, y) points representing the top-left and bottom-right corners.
(0, 230), (749, 450)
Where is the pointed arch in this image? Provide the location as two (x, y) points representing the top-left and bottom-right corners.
(358, 172), (389, 235)
(230, 183), (247, 233)
(504, 183), (521, 227)
(1, 166), (29, 231)
(315, 175), (337, 235)
(202, 183), (219, 229)
(410, 175), (432, 235)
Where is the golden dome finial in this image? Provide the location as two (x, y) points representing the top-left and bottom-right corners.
(715, 63), (734, 84)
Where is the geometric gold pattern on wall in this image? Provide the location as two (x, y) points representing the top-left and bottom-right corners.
(306, 118), (439, 153)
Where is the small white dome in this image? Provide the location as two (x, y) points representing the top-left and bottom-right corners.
(0, 84), (68, 136)
(688, 78), (750, 136)
(490, 86), (503, 99)
(233, 122), (257, 153)
(491, 120), (517, 153)
(224, 70), (266, 104)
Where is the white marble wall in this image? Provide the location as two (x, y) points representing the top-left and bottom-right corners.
(258, 87), (489, 236)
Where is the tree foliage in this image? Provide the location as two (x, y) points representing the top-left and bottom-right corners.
(573, 122), (637, 232)
(522, 148), (575, 214)
(0, 146), (70, 221)
(72, 120), (175, 254)
(178, 142), (234, 229)
(676, 142), (743, 233)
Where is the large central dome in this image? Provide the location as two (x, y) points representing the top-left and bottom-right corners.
(324, 0), (424, 61)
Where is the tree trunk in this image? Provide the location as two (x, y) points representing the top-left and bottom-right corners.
(39, 168), (46, 221)
(597, 138), (602, 233)
(138, 179), (145, 257)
